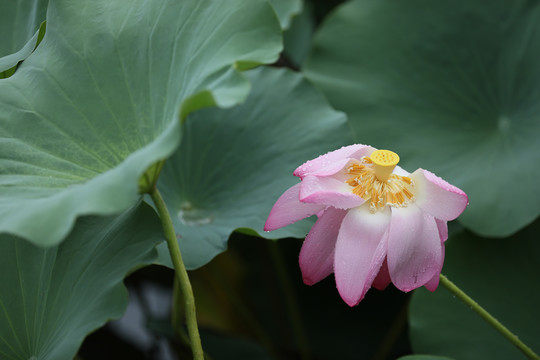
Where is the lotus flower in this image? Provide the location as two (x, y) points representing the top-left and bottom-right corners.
(264, 145), (468, 306)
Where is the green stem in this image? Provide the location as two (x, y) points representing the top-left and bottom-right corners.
(172, 277), (191, 345)
(150, 188), (204, 360)
(439, 274), (539, 360)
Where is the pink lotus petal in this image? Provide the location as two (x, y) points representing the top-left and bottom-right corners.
(299, 207), (347, 285)
(435, 218), (448, 242)
(372, 258), (391, 290)
(424, 273), (441, 292)
(411, 169), (468, 221)
(293, 144), (375, 178)
(299, 175), (365, 209)
(425, 234), (445, 291)
(423, 246), (444, 292)
(387, 205), (444, 292)
(334, 206), (391, 306)
(310, 158), (351, 177)
(264, 183), (325, 231)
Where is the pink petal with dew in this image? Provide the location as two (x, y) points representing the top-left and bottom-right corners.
(372, 258), (391, 291)
(411, 169), (468, 221)
(299, 175), (365, 209)
(435, 218), (448, 242)
(334, 206), (391, 306)
(293, 144), (375, 178)
(310, 158), (351, 177)
(387, 205), (444, 292)
(424, 253), (444, 291)
(425, 232), (445, 292)
(264, 183), (325, 231)
(299, 207), (347, 285)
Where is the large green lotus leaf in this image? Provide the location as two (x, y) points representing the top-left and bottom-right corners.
(0, 0), (48, 77)
(0, 22), (46, 78)
(0, 202), (163, 360)
(268, 0), (302, 30)
(409, 220), (540, 359)
(304, 0), (540, 237)
(0, 0), (48, 57)
(155, 67), (350, 269)
(283, 0), (314, 67)
(0, 0), (282, 247)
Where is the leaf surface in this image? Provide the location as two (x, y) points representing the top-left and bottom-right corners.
(0, 0), (48, 57)
(268, 0), (303, 30)
(0, 202), (162, 360)
(305, 0), (540, 236)
(0, 0), (48, 77)
(156, 67), (350, 269)
(0, 0), (282, 246)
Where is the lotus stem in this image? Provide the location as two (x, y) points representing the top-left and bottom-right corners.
(439, 274), (539, 360)
(149, 187), (204, 360)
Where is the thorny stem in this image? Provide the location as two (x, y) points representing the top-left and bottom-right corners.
(439, 274), (539, 360)
(149, 187), (204, 360)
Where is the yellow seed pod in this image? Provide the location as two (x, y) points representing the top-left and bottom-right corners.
(370, 150), (399, 182)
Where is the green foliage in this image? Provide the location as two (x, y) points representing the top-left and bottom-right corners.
(283, 1), (315, 67)
(0, 21), (46, 78)
(1, 0), (539, 357)
(0, 0), (282, 247)
(155, 66), (350, 269)
(305, 0), (540, 237)
(409, 220), (540, 359)
(0, 0), (48, 57)
(0, 202), (162, 360)
(0, 0), (48, 78)
(268, 0), (303, 30)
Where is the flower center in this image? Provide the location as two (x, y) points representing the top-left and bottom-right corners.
(345, 150), (415, 212)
